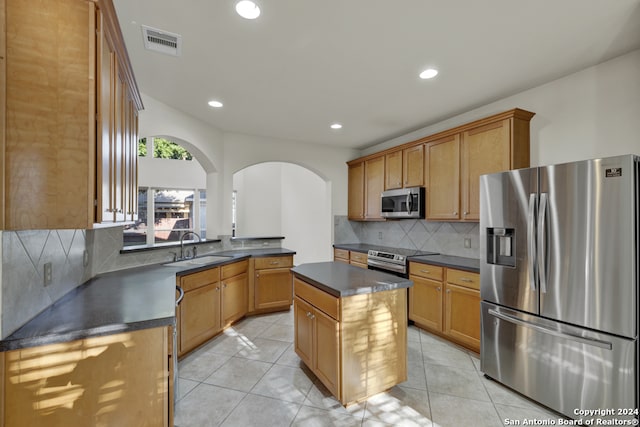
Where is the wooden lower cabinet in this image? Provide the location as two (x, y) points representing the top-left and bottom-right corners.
(180, 281), (221, 356)
(333, 248), (350, 264)
(408, 276), (443, 331)
(293, 277), (407, 406)
(1, 327), (170, 426)
(409, 262), (480, 352)
(293, 297), (340, 398)
(252, 256), (294, 312)
(349, 251), (367, 269)
(178, 260), (249, 357)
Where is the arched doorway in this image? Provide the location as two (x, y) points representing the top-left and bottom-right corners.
(233, 162), (332, 264)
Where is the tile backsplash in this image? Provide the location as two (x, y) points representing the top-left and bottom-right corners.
(1, 227), (284, 338)
(334, 215), (480, 258)
(1, 230), (91, 338)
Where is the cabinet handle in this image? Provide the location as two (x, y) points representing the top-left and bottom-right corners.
(420, 269), (430, 274)
(269, 261), (279, 265)
(460, 278), (473, 283)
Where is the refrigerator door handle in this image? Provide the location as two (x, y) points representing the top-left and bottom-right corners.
(537, 193), (548, 293)
(488, 308), (613, 350)
(527, 193), (537, 291)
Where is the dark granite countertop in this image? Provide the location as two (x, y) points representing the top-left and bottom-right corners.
(408, 254), (480, 273)
(291, 262), (412, 297)
(212, 247), (296, 258)
(0, 247), (296, 351)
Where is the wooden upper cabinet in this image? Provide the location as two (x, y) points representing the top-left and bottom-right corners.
(364, 156), (385, 220)
(346, 109), (533, 223)
(385, 150), (403, 190)
(347, 161), (365, 220)
(426, 135), (460, 220)
(461, 119), (510, 221)
(0, 0), (5, 230)
(403, 144), (424, 187)
(385, 146), (424, 190)
(2, 0), (141, 230)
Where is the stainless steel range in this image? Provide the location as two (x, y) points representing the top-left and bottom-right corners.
(367, 248), (438, 277)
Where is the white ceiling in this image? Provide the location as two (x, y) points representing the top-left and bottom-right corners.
(113, 0), (640, 149)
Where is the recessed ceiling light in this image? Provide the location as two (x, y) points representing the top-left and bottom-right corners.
(236, 1), (261, 19)
(330, 123), (342, 130)
(208, 100), (223, 108)
(419, 68), (438, 79)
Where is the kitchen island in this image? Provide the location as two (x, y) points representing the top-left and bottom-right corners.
(290, 262), (412, 406)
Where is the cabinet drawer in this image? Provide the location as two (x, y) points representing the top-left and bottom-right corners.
(446, 268), (480, 290)
(180, 267), (220, 292)
(294, 278), (340, 321)
(349, 251), (367, 264)
(221, 259), (249, 280)
(409, 262), (443, 281)
(254, 256), (293, 270)
(333, 248), (349, 261)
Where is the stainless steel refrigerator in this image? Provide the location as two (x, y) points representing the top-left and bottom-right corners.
(480, 154), (638, 419)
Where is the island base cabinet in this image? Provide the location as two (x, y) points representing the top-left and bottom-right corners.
(293, 277), (408, 406)
(0, 327), (169, 426)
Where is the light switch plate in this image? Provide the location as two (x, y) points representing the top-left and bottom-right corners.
(464, 238), (471, 248)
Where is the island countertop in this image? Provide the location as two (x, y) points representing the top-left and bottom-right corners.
(290, 261), (412, 297)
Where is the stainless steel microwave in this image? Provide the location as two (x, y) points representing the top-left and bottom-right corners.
(381, 187), (425, 219)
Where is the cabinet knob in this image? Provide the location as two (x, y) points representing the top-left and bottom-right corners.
(453, 212), (458, 216)
(463, 211), (469, 215)
(437, 287), (441, 291)
(215, 287), (220, 291)
(446, 289), (451, 293)
(256, 273), (259, 278)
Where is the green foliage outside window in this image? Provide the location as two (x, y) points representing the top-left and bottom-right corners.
(138, 137), (193, 160)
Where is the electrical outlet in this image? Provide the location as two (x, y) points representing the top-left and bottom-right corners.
(44, 262), (53, 286)
(83, 250), (89, 267)
(464, 238), (471, 248)
(378, 232), (383, 240)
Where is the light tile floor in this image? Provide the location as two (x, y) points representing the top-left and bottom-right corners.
(175, 310), (559, 427)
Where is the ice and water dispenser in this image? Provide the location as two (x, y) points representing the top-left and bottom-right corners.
(486, 228), (516, 267)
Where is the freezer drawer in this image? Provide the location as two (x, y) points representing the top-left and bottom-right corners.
(481, 302), (637, 420)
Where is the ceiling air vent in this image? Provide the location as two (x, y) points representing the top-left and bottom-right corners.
(141, 25), (182, 57)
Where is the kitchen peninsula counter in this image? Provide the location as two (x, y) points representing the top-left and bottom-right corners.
(291, 261), (410, 406)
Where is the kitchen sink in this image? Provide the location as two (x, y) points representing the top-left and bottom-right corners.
(163, 255), (233, 267)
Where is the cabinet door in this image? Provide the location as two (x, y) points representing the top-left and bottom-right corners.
(409, 276), (443, 332)
(293, 297), (314, 367)
(444, 283), (481, 352)
(96, 9), (115, 223)
(348, 161), (365, 219)
(221, 273), (248, 327)
(426, 135), (460, 220)
(0, 0), (5, 230)
(333, 248), (350, 263)
(365, 156), (385, 219)
(179, 282), (221, 355)
(255, 267), (293, 310)
(113, 71), (126, 222)
(313, 308), (340, 398)
(461, 119), (510, 221)
(403, 144), (424, 187)
(385, 150), (403, 190)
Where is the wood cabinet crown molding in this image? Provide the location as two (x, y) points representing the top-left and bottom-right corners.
(346, 108), (534, 166)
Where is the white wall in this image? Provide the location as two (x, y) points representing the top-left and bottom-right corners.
(362, 49), (640, 166)
(138, 156), (207, 189)
(234, 163), (283, 236)
(234, 162), (332, 263)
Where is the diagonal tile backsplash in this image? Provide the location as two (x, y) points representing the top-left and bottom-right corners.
(334, 216), (480, 258)
(1, 230), (92, 338)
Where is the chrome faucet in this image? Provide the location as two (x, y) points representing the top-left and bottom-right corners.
(179, 231), (201, 260)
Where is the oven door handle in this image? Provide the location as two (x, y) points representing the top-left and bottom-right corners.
(367, 258), (406, 274)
